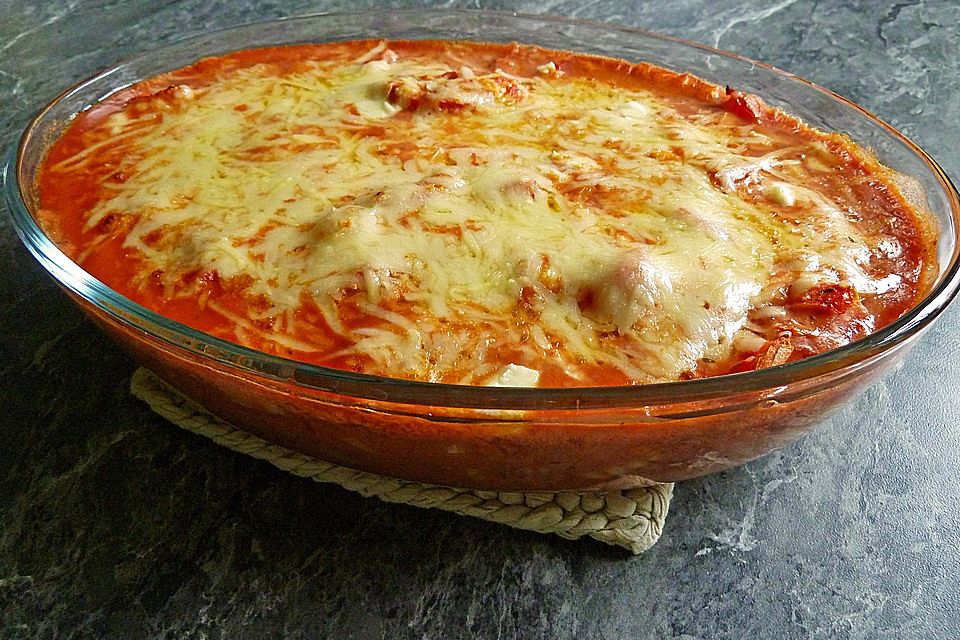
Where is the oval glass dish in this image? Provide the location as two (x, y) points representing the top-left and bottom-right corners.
(6, 10), (960, 490)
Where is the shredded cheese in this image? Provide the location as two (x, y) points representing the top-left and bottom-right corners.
(51, 46), (905, 386)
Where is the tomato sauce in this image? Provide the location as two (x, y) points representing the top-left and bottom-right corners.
(36, 40), (939, 387)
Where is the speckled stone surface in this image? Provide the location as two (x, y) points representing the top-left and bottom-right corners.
(1, 1), (959, 638)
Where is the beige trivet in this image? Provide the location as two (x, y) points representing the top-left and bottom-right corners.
(130, 368), (673, 553)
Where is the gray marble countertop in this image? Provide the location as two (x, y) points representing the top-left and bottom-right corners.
(2, 1), (959, 638)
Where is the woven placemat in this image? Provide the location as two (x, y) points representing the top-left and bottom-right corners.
(130, 368), (673, 553)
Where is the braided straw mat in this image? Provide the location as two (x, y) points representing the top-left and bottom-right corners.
(131, 368), (673, 554)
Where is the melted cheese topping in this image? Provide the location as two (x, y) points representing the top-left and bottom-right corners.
(42, 42), (936, 386)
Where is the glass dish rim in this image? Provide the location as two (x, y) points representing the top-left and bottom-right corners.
(5, 8), (960, 410)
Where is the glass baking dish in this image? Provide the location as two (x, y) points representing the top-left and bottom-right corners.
(5, 10), (960, 490)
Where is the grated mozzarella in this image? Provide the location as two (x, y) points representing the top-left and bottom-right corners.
(55, 50), (898, 385)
